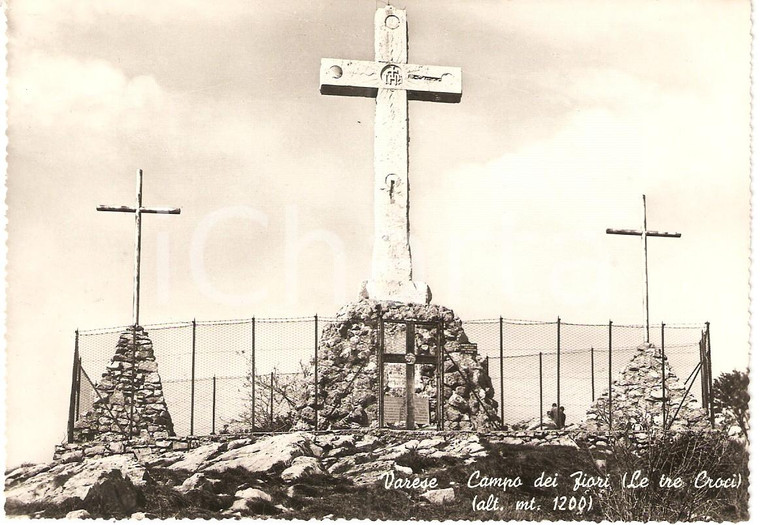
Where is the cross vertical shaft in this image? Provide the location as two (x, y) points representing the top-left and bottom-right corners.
(374, 7), (411, 291)
(98, 169), (181, 326)
(133, 170), (143, 327)
(642, 195), (649, 342)
(320, 6), (462, 304)
(606, 194), (681, 342)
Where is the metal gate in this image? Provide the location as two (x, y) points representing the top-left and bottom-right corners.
(378, 318), (444, 430)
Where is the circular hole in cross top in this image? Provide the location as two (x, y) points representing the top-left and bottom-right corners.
(385, 15), (400, 29)
(329, 65), (343, 79)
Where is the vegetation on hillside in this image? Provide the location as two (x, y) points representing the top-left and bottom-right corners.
(712, 369), (749, 439)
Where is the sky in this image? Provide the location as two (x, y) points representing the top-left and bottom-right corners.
(4, 0), (751, 467)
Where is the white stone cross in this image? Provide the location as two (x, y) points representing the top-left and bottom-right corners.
(320, 6), (462, 304)
(606, 194), (681, 343)
(97, 169), (181, 326)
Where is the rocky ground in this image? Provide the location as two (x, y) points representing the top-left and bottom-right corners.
(4, 430), (748, 520)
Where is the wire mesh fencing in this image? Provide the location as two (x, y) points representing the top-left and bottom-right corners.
(69, 315), (713, 440)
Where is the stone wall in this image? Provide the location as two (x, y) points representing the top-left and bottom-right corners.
(293, 300), (500, 431)
(72, 327), (175, 443)
(583, 343), (710, 433)
(54, 426), (726, 465)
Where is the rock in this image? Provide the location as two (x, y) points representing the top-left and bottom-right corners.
(332, 434), (356, 448)
(553, 435), (579, 449)
(421, 488), (455, 504)
(230, 488), (274, 514)
(343, 459), (397, 486)
(499, 437), (525, 446)
(394, 464), (413, 475)
(230, 499), (250, 512)
(65, 509), (91, 519)
(226, 438), (251, 451)
(326, 457), (356, 475)
(107, 442), (125, 454)
(131, 512), (147, 519)
(164, 443), (223, 472)
(418, 438), (445, 449)
(202, 433), (312, 475)
(176, 473), (213, 494)
(235, 487), (273, 503)
(281, 456), (325, 483)
(5, 456), (145, 516)
(59, 450), (85, 464)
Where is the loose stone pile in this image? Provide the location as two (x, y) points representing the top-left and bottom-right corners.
(583, 343), (710, 432)
(294, 300), (500, 431)
(72, 327), (175, 443)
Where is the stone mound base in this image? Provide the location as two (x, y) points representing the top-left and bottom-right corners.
(294, 300), (500, 431)
(73, 327), (175, 443)
(583, 343), (711, 432)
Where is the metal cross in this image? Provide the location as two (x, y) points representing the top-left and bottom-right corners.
(319, 5), (462, 303)
(606, 194), (681, 342)
(97, 169), (181, 327)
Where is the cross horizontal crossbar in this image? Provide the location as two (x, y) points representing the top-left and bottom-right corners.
(97, 205), (181, 215)
(320, 58), (462, 103)
(383, 354), (437, 365)
(606, 228), (681, 238)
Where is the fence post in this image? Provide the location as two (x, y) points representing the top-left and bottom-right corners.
(190, 319), (196, 436)
(67, 330), (80, 444)
(608, 321), (613, 433)
(251, 317), (256, 433)
(499, 316), (504, 427)
(539, 352), (543, 430)
(556, 317), (561, 424)
(314, 314), (319, 432)
(590, 346), (595, 401)
(437, 320), (444, 430)
(661, 322), (666, 431)
(706, 321), (715, 427)
(270, 371), (275, 431)
(212, 375), (217, 434)
(378, 316), (385, 429)
(699, 331), (707, 410)
(75, 356), (82, 420)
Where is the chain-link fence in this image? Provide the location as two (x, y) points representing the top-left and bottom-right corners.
(468, 319), (713, 430)
(67, 316), (713, 441)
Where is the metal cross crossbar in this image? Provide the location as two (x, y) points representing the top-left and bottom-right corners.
(97, 169), (181, 326)
(606, 194), (681, 342)
(320, 5), (462, 304)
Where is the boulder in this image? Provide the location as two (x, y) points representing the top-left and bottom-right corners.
(421, 488), (455, 504)
(202, 433), (312, 475)
(230, 487), (275, 515)
(5, 455), (146, 516)
(164, 443), (223, 472)
(280, 456), (326, 483)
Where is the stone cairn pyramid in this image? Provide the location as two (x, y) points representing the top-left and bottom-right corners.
(583, 343), (710, 433)
(73, 326), (175, 443)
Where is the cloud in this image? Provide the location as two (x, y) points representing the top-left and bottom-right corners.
(11, 51), (164, 129)
(10, 0), (257, 36)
